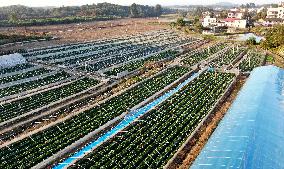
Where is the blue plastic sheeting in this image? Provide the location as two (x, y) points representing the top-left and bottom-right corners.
(237, 33), (264, 43)
(54, 72), (200, 169)
(191, 66), (284, 169)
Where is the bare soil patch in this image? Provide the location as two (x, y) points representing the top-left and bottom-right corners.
(0, 18), (169, 52)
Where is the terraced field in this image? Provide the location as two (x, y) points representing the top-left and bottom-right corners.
(69, 72), (235, 168)
(182, 43), (226, 66)
(104, 50), (179, 76)
(238, 52), (265, 72)
(0, 66), (190, 169)
(209, 48), (246, 68)
(0, 29), (253, 169)
(0, 71), (71, 98)
(0, 77), (98, 123)
(0, 63), (34, 75)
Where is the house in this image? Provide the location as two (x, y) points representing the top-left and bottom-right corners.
(202, 11), (212, 17)
(202, 16), (217, 27)
(279, 1), (284, 7)
(263, 18), (284, 26)
(267, 7), (284, 18)
(228, 11), (244, 19)
(224, 18), (247, 28)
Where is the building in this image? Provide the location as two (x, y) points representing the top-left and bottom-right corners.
(279, 1), (284, 7)
(202, 11), (212, 17)
(263, 18), (284, 26)
(224, 18), (247, 28)
(202, 16), (217, 27)
(267, 6), (284, 19)
(228, 11), (244, 19)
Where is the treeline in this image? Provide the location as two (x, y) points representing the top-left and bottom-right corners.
(0, 16), (113, 27)
(0, 3), (164, 26)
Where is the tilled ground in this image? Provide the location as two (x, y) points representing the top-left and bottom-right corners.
(0, 18), (169, 52)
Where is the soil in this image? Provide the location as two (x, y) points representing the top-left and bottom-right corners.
(0, 18), (169, 52)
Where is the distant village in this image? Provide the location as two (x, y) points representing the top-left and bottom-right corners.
(200, 2), (284, 34)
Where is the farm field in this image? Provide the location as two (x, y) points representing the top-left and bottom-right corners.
(238, 51), (266, 72)
(68, 72), (235, 168)
(0, 26), (267, 169)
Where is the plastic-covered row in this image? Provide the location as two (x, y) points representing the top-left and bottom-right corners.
(191, 65), (284, 169)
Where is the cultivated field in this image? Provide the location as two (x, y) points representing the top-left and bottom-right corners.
(0, 24), (267, 169)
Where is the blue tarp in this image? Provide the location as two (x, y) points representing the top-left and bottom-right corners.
(191, 66), (284, 169)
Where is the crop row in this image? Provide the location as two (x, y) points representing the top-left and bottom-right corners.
(78, 46), (160, 72)
(76, 36), (194, 73)
(104, 50), (179, 76)
(0, 68), (51, 85)
(0, 72), (149, 142)
(39, 31), (175, 62)
(182, 43), (226, 67)
(209, 48), (246, 68)
(70, 71), (235, 169)
(0, 66), (189, 169)
(238, 51), (265, 72)
(57, 34), (186, 67)
(0, 71), (71, 98)
(0, 77), (98, 123)
(0, 63), (34, 75)
(56, 44), (144, 66)
(25, 30), (173, 57)
(40, 42), (133, 62)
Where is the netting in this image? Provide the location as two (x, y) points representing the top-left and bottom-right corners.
(0, 53), (26, 69)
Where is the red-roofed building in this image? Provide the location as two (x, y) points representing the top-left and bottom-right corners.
(224, 18), (247, 28)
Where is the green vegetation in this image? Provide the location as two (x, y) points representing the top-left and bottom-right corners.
(246, 37), (257, 46)
(104, 50), (178, 76)
(0, 34), (51, 45)
(261, 25), (284, 50)
(0, 68), (51, 84)
(0, 3), (164, 26)
(0, 16), (113, 27)
(70, 72), (235, 168)
(0, 77), (98, 123)
(170, 17), (203, 34)
(182, 43), (226, 66)
(0, 66), (189, 169)
(238, 52), (265, 72)
(0, 63), (34, 75)
(209, 48), (246, 68)
(0, 71), (71, 98)
(266, 55), (274, 63)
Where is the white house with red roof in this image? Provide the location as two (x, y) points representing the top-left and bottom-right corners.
(224, 18), (247, 28)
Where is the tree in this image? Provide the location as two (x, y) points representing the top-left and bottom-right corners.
(246, 37), (257, 45)
(255, 8), (267, 20)
(219, 10), (228, 19)
(242, 9), (251, 20)
(155, 4), (162, 16)
(176, 18), (185, 27)
(194, 21), (203, 33)
(8, 13), (18, 23)
(261, 25), (284, 49)
(130, 3), (139, 18)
